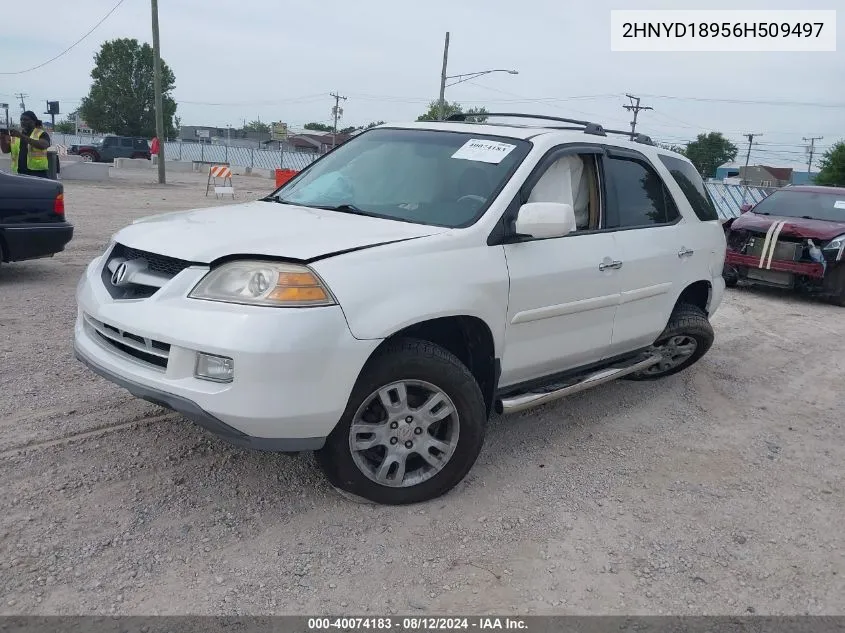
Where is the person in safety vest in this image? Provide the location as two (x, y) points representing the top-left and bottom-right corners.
(0, 110), (51, 178)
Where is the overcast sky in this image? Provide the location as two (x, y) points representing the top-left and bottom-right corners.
(1, 0), (842, 167)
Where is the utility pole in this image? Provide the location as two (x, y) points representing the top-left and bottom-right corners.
(438, 32), (450, 121)
(741, 132), (762, 202)
(15, 93), (28, 115)
(803, 136), (823, 175)
(622, 94), (652, 140)
(330, 92), (347, 149)
(150, 0), (166, 184)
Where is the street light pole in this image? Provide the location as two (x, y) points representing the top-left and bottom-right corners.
(151, 0), (166, 184)
(435, 34), (518, 121)
(438, 32), (450, 121)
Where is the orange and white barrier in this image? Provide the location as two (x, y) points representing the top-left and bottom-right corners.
(206, 164), (235, 198)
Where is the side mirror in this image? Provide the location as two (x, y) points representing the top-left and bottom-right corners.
(739, 203), (753, 213)
(514, 202), (577, 239)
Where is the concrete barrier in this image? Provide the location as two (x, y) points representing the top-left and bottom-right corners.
(60, 162), (111, 181)
(164, 161), (194, 173)
(114, 158), (153, 170)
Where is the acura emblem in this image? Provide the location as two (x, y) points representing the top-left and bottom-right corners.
(111, 262), (129, 286)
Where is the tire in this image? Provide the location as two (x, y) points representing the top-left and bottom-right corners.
(79, 152), (94, 163)
(315, 337), (487, 505)
(625, 304), (715, 381)
(722, 264), (739, 288)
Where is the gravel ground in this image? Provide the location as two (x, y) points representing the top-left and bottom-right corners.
(1, 171), (844, 616)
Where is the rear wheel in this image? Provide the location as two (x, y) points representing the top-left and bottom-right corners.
(79, 152), (94, 162)
(626, 304), (714, 381)
(316, 338), (487, 505)
(723, 265), (739, 288)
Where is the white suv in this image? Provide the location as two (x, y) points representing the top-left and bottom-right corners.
(74, 114), (727, 505)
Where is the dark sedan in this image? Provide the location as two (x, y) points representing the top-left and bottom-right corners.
(0, 171), (73, 267)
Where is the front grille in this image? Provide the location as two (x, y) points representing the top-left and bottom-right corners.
(111, 243), (192, 277)
(102, 243), (194, 300)
(84, 314), (170, 370)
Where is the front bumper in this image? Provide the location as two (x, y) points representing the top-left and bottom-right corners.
(74, 254), (381, 450)
(725, 252), (825, 279)
(2, 222), (74, 262)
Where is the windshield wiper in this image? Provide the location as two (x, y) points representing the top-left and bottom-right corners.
(262, 196), (296, 204)
(315, 203), (375, 217)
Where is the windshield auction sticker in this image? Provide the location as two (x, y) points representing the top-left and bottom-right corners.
(451, 139), (517, 164)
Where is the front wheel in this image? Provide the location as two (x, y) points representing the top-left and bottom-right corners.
(625, 304), (715, 381)
(79, 152), (94, 162)
(316, 338), (487, 505)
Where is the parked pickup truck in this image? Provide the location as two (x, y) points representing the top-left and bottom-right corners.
(0, 171), (73, 267)
(68, 136), (151, 163)
(73, 114), (727, 504)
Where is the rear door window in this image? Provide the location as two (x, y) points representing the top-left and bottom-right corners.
(658, 154), (719, 221)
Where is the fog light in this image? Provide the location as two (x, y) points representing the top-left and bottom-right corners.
(195, 352), (234, 383)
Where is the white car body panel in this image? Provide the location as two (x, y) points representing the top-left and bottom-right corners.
(118, 201), (447, 262)
(73, 122), (726, 448)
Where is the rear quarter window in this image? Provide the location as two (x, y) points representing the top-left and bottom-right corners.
(658, 154), (719, 222)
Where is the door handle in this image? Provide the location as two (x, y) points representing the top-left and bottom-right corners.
(678, 247), (694, 258)
(599, 259), (623, 271)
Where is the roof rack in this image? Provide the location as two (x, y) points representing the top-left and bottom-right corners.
(603, 129), (656, 146)
(445, 112), (656, 145)
(446, 112), (607, 137)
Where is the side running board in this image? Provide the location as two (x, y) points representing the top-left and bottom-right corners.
(496, 353), (662, 415)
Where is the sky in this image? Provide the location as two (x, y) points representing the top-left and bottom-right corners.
(1, 0), (843, 168)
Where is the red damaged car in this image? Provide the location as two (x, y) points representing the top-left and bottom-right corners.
(723, 185), (845, 305)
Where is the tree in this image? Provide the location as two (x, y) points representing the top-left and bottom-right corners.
(174, 116), (182, 131)
(814, 141), (845, 186)
(416, 100), (488, 123)
(658, 142), (687, 155)
(684, 132), (738, 178)
(243, 120), (270, 134)
(362, 121), (385, 130)
(55, 120), (76, 134)
(79, 38), (177, 137)
(304, 122), (333, 132)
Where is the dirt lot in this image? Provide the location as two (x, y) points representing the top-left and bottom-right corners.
(1, 171), (844, 616)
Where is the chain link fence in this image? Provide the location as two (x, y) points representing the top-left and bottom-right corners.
(49, 133), (320, 172)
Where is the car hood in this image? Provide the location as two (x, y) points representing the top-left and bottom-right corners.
(112, 200), (447, 262)
(731, 212), (845, 241)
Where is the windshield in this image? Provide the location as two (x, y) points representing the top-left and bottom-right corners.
(271, 128), (531, 227)
(752, 190), (845, 223)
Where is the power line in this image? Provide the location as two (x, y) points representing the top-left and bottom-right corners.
(623, 94), (652, 140)
(639, 94), (845, 109)
(0, 0), (128, 76)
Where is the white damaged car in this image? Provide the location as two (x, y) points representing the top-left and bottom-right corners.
(74, 115), (726, 504)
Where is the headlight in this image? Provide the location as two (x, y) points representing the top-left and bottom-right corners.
(823, 234), (845, 260)
(189, 260), (336, 307)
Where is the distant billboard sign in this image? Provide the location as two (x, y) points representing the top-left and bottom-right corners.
(196, 129), (210, 138)
(271, 122), (288, 141)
